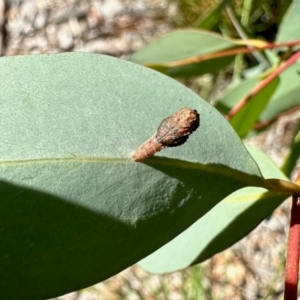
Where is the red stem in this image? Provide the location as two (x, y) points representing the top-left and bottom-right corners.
(284, 194), (300, 300)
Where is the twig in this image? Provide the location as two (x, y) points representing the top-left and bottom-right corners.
(284, 171), (300, 299)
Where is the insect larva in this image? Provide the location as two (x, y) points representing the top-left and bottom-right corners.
(132, 134), (164, 161)
(132, 107), (200, 162)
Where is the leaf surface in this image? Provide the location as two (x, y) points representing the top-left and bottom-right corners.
(276, 0), (300, 42)
(259, 63), (300, 121)
(0, 53), (295, 299)
(139, 147), (289, 273)
(229, 77), (279, 138)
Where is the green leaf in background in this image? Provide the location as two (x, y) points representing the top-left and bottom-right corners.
(129, 29), (237, 77)
(217, 61), (300, 124)
(216, 77), (258, 114)
(0, 53), (273, 300)
(229, 77), (280, 138)
(167, 56), (234, 77)
(139, 146), (289, 274)
(130, 30), (235, 63)
(276, 0), (300, 42)
(259, 62), (300, 121)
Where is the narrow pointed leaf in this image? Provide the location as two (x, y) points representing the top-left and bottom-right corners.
(129, 30), (237, 77)
(217, 62), (300, 123)
(259, 62), (300, 121)
(229, 77), (280, 138)
(216, 77), (258, 114)
(276, 0), (300, 42)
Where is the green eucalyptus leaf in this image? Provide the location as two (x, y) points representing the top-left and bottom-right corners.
(217, 62), (300, 124)
(276, 0), (300, 42)
(216, 77), (258, 114)
(129, 29), (237, 77)
(166, 56), (234, 77)
(260, 62), (300, 121)
(0, 53), (295, 299)
(229, 77), (279, 138)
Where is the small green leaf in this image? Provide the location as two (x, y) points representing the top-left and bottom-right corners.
(129, 29), (237, 77)
(166, 56), (234, 77)
(276, 0), (300, 42)
(216, 77), (258, 114)
(130, 30), (236, 64)
(217, 62), (300, 124)
(260, 62), (300, 121)
(229, 77), (280, 138)
(139, 146), (289, 274)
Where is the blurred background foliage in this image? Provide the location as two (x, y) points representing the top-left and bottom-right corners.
(171, 0), (291, 42)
